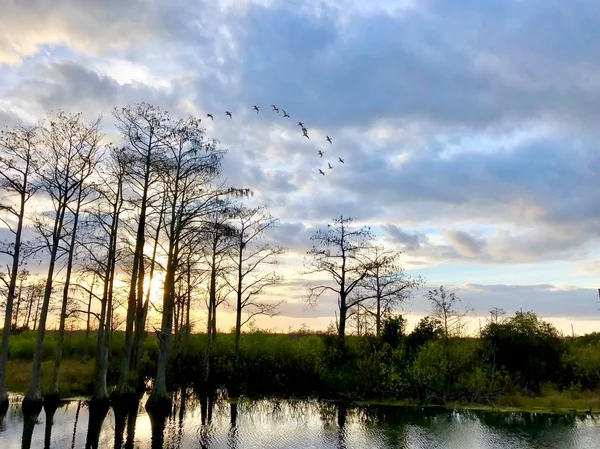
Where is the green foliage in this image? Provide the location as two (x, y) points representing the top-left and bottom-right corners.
(5, 317), (600, 410)
(482, 311), (565, 391)
(381, 315), (406, 349)
(405, 316), (443, 360)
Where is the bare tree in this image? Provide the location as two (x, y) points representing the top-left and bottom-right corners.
(358, 246), (423, 337)
(305, 216), (374, 347)
(50, 143), (99, 398)
(199, 201), (237, 383)
(113, 103), (169, 395)
(24, 112), (102, 407)
(426, 285), (472, 340)
(226, 206), (285, 367)
(487, 307), (506, 325)
(149, 115), (228, 405)
(82, 145), (128, 402)
(27, 280), (44, 331)
(0, 125), (38, 410)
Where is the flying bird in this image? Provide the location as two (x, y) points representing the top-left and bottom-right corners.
(303, 130), (310, 139)
(253, 105), (260, 113)
(328, 162), (333, 169)
(338, 157), (345, 163)
(226, 111), (232, 119)
(318, 169), (325, 176)
(271, 105), (279, 113)
(326, 136), (332, 144)
(301, 127), (308, 134)
(207, 114), (214, 120)
(318, 150), (323, 158)
(298, 121), (304, 128)
(282, 110), (290, 118)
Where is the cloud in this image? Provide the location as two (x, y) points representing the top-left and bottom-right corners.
(410, 283), (600, 319)
(381, 224), (428, 251)
(1, 0), (600, 329)
(0, 0), (175, 65)
(445, 230), (487, 258)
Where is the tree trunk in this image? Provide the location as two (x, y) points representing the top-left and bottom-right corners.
(86, 276), (96, 340)
(24, 289), (33, 330)
(152, 255), (176, 402)
(13, 290), (21, 329)
(375, 270), (381, 337)
(117, 152), (151, 394)
(233, 247), (243, 368)
(0, 186), (26, 409)
(338, 304), (347, 347)
(132, 198), (163, 383)
(185, 258), (191, 337)
(150, 177), (180, 404)
(131, 251), (145, 372)
(203, 259), (217, 384)
(32, 295), (40, 331)
(93, 186), (121, 402)
(24, 204), (65, 405)
(51, 185), (83, 397)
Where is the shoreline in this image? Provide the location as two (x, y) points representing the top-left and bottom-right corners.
(5, 390), (598, 417)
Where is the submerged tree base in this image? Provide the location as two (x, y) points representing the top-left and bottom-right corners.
(110, 390), (142, 408)
(43, 393), (61, 410)
(145, 391), (173, 416)
(21, 396), (43, 417)
(0, 396), (8, 416)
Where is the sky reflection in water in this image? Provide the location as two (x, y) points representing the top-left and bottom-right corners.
(1, 393), (600, 448)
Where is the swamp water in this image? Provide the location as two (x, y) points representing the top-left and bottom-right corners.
(1, 393), (599, 448)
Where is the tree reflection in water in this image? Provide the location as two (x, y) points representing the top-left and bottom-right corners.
(2, 391), (598, 449)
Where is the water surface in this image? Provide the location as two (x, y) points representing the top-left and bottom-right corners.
(1, 393), (599, 448)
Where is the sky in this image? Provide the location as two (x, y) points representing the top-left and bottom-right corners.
(1, 0), (600, 335)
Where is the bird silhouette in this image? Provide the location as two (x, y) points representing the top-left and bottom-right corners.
(328, 162), (333, 169)
(338, 157), (345, 164)
(298, 121), (304, 128)
(253, 105), (260, 113)
(326, 136), (332, 144)
(318, 150), (323, 158)
(282, 110), (290, 118)
(207, 114), (214, 120)
(226, 111), (232, 119)
(318, 169), (325, 176)
(301, 126), (308, 134)
(271, 105), (279, 113)
(303, 130), (310, 139)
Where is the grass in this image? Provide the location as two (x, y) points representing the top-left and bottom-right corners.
(359, 394), (600, 416)
(6, 356), (600, 414)
(6, 359), (95, 398)
(5, 329), (600, 414)
(495, 385), (600, 414)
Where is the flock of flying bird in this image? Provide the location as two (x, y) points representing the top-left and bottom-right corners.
(204, 104), (344, 176)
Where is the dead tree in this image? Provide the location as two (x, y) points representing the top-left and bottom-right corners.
(358, 246), (423, 337)
(50, 145), (98, 398)
(24, 112), (102, 407)
(149, 115), (228, 405)
(304, 215), (374, 347)
(199, 201), (238, 383)
(113, 103), (169, 395)
(0, 125), (39, 410)
(226, 206), (285, 367)
(426, 285), (472, 340)
(81, 145), (128, 402)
